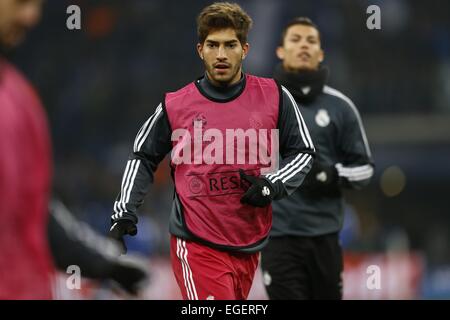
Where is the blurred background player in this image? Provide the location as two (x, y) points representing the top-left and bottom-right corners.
(108, 2), (315, 300)
(0, 0), (148, 299)
(48, 199), (149, 298)
(261, 17), (374, 300)
(0, 0), (54, 299)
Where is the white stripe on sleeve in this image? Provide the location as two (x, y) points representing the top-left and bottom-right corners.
(335, 163), (374, 181)
(112, 159), (141, 220)
(323, 86), (372, 158)
(133, 103), (163, 152)
(282, 86), (314, 150)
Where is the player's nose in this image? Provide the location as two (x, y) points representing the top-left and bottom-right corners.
(217, 45), (227, 60)
(300, 40), (310, 49)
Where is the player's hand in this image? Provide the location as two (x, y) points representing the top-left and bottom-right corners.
(302, 163), (338, 191)
(239, 169), (275, 207)
(110, 257), (150, 296)
(109, 220), (137, 255)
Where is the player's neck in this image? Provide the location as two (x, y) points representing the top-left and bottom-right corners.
(196, 72), (245, 102)
(274, 64), (328, 104)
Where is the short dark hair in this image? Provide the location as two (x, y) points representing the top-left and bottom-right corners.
(197, 2), (253, 45)
(279, 17), (320, 46)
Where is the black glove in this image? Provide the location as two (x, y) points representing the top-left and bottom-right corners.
(239, 169), (275, 208)
(110, 259), (149, 295)
(302, 163), (338, 192)
(109, 220), (137, 255)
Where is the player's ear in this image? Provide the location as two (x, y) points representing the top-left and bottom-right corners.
(197, 43), (204, 60)
(241, 42), (249, 60)
(276, 46), (285, 60)
(318, 48), (324, 63)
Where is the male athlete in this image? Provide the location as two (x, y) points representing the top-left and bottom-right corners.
(261, 17), (374, 300)
(109, 3), (315, 300)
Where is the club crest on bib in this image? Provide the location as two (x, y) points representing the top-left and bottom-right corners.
(192, 113), (207, 127)
(249, 113), (263, 129)
(188, 176), (204, 194)
(315, 108), (330, 127)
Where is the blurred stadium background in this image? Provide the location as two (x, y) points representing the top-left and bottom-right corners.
(11, 0), (450, 299)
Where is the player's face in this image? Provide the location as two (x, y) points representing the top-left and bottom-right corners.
(0, 0), (43, 50)
(197, 28), (249, 86)
(277, 24), (324, 72)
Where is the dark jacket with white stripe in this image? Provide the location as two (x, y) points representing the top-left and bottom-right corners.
(271, 66), (374, 237)
(111, 74), (315, 253)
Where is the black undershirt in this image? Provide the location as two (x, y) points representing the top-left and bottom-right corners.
(195, 72), (245, 102)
